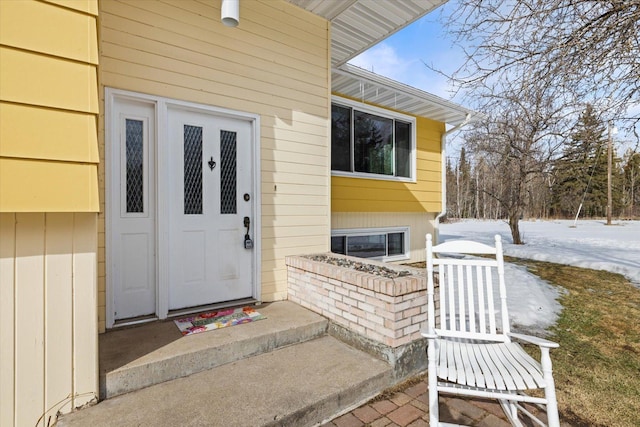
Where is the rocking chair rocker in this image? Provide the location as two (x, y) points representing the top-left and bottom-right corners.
(423, 234), (560, 427)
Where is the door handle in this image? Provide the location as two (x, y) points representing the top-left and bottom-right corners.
(243, 216), (253, 249)
(208, 157), (216, 171)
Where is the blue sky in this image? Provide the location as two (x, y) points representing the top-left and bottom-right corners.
(349, 2), (466, 105)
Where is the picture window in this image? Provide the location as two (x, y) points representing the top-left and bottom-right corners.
(331, 98), (415, 181)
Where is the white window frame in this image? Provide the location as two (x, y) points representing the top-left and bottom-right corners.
(331, 226), (410, 262)
(331, 95), (417, 183)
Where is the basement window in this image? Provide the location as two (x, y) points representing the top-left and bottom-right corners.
(330, 227), (409, 262)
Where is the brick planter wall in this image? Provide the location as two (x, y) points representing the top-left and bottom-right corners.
(286, 253), (430, 379)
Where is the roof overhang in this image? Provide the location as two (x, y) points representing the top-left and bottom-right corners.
(333, 64), (477, 126)
(286, 0), (448, 67)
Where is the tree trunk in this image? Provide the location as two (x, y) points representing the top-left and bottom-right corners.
(508, 213), (523, 244)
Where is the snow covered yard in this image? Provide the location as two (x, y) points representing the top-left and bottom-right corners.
(438, 219), (640, 334)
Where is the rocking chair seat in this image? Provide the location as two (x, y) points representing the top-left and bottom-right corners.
(435, 337), (546, 391)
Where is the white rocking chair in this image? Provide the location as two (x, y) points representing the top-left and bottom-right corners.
(423, 234), (560, 427)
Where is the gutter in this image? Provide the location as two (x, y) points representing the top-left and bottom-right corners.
(434, 113), (472, 244)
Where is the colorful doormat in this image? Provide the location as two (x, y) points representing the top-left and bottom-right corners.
(174, 306), (266, 336)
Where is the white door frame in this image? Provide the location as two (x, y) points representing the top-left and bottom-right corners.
(105, 88), (262, 328)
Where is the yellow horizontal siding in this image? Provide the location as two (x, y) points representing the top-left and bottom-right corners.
(262, 149), (328, 168)
(262, 137), (328, 157)
(332, 116), (444, 213)
(262, 214), (329, 228)
(261, 224), (327, 239)
(332, 183), (440, 203)
(103, 0), (327, 70)
(0, 0), (98, 64)
(261, 182), (328, 197)
(0, 159), (99, 212)
(45, 0), (98, 15)
(100, 43), (327, 102)
(261, 171), (329, 187)
(334, 199), (440, 213)
(0, 103), (98, 163)
(102, 68), (328, 119)
(0, 0), (100, 213)
(261, 203), (329, 217)
(0, 47), (98, 113)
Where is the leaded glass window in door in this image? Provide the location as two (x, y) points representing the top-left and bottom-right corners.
(184, 125), (203, 215)
(220, 130), (237, 214)
(125, 119), (144, 213)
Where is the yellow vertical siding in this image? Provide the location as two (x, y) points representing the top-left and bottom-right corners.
(331, 115), (444, 213)
(0, 0), (99, 212)
(0, 213), (98, 427)
(0, 214), (15, 427)
(98, 0), (330, 329)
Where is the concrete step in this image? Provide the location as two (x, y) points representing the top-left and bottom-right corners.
(99, 302), (328, 398)
(58, 335), (393, 427)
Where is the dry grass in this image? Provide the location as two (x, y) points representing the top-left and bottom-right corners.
(510, 259), (640, 427)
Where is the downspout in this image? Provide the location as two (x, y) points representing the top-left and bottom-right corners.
(434, 113), (472, 244)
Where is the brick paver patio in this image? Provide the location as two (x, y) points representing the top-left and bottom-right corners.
(321, 373), (554, 427)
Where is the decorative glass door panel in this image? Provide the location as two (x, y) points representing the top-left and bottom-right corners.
(183, 125), (203, 215)
(125, 119), (144, 213)
(220, 130), (237, 215)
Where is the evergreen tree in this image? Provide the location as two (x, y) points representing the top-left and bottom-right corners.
(458, 147), (473, 217)
(445, 157), (457, 218)
(354, 116), (391, 175)
(551, 105), (608, 218)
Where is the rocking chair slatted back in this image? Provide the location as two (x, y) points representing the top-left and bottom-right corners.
(428, 234), (510, 342)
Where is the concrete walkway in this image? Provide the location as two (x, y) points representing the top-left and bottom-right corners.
(55, 301), (562, 426)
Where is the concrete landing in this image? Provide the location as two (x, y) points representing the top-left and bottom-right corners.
(99, 301), (328, 398)
(57, 335), (393, 427)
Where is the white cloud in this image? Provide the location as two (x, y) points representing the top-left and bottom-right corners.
(349, 43), (412, 80)
(349, 43), (465, 102)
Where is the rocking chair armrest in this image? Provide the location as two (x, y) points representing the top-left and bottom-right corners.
(421, 327), (439, 339)
(509, 332), (559, 349)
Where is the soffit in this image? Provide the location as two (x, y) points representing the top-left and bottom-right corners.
(333, 64), (477, 126)
(286, 0), (447, 66)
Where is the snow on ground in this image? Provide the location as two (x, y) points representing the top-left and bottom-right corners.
(438, 219), (640, 335)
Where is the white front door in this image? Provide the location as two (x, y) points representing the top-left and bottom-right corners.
(167, 107), (254, 310)
(108, 91), (257, 326)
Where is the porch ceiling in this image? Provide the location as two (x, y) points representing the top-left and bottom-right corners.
(333, 64), (477, 126)
(286, 0), (447, 67)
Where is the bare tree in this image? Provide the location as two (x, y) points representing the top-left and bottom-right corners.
(441, 0), (640, 131)
(463, 79), (566, 243)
